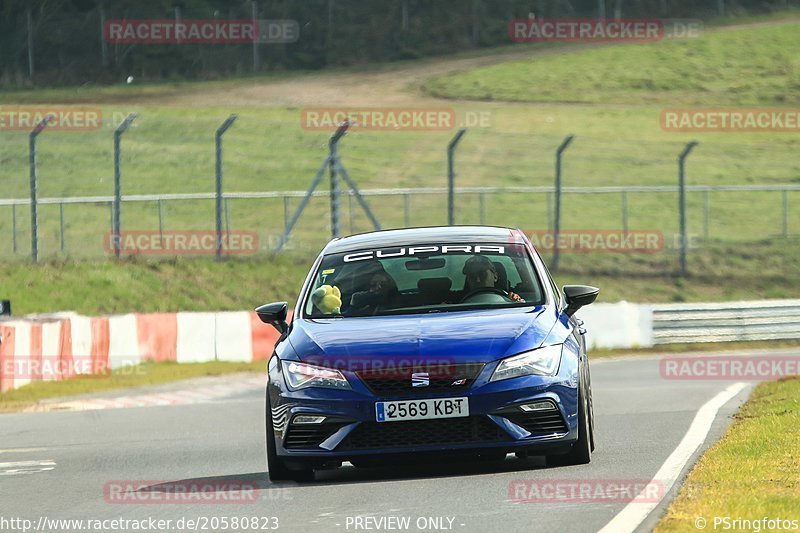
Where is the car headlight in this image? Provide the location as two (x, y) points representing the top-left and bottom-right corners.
(282, 361), (352, 390)
(490, 345), (562, 382)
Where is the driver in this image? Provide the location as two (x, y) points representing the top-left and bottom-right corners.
(460, 255), (523, 302)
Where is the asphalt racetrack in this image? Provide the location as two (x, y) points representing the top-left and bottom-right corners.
(1, 350), (776, 533)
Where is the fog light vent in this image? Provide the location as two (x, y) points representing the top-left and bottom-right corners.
(519, 400), (557, 412)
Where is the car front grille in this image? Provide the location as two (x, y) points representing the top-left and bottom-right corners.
(356, 363), (485, 398)
(338, 416), (509, 450)
(283, 420), (351, 449)
(503, 410), (569, 436)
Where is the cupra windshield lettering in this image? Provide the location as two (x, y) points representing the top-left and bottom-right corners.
(342, 245), (506, 262)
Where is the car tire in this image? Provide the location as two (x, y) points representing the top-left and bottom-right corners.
(547, 372), (592, 467)
(266, 391), (315, 482)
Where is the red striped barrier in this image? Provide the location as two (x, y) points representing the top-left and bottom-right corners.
(136, 313), (178, 362)
(0, 310), (291, 393)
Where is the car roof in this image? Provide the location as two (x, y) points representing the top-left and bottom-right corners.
(321, 225), (524, 255)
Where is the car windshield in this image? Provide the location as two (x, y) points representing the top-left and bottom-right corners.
(304, 243), (544, 318)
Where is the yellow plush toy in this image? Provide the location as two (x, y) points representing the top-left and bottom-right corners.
(311, 285), (342, 314)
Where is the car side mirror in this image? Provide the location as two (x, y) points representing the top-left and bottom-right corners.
(562, 285), (599, 317)
(256, 301), (289, 334)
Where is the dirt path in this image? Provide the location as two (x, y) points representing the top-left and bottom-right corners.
(160, 45), (589, 107)
(153, 18), (798, 108)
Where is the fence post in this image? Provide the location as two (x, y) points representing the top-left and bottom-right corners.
(99, 5), (108, 67)
(276, 157), (330, 251)
(29, 114), (53, 262)
(553, 134), (575, 272)
(678, 141), (698, 276)
(703, 189), (710, 241)
(447, 128), (467, 225)
(252, 1), (260, 72)
(215, 114), (237, 259)
(113, 113), (137, 258)
(329, 121), (349, 239)
(26, 8), (34, 79)
(333, 162), (381, 231)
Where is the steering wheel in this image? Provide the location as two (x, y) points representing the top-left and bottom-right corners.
(460, 287), (510, 303)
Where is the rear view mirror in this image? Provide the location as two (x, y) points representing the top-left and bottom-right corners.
(256, 301), (289, 334)
(405, 258), (445, 270)
(562, 285), (599, 317)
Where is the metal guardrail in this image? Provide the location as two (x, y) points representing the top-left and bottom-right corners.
(2, 183), (800, 206)
(651, 300), (800, 344)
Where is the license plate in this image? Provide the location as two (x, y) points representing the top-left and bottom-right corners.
(375, 397), (469, 423)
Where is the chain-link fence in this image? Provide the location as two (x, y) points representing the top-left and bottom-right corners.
(0, 111), (798, 270)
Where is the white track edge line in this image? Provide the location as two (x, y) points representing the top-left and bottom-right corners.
(597, 381), (748, 533)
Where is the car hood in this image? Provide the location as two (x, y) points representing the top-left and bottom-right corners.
(287, 306), (556, 367)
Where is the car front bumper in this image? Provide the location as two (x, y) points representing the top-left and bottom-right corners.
(267, 356), (581, 462)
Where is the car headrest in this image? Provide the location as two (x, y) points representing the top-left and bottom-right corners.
(417, 277), (452, 294)
(492, 261), (509, 292)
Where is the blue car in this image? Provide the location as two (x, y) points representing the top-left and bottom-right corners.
(257, 226), (599, 481)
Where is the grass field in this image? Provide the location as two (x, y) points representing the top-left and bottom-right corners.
(2, 17), (800, 308)
(423, 21), (800, 106)
(656, 377), (800, 531)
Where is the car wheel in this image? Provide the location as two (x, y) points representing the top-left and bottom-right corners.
(266, 392), (315, 482)
(547, 373), (592, 467)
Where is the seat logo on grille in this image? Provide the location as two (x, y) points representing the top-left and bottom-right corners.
(411, 372), (430, 387)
